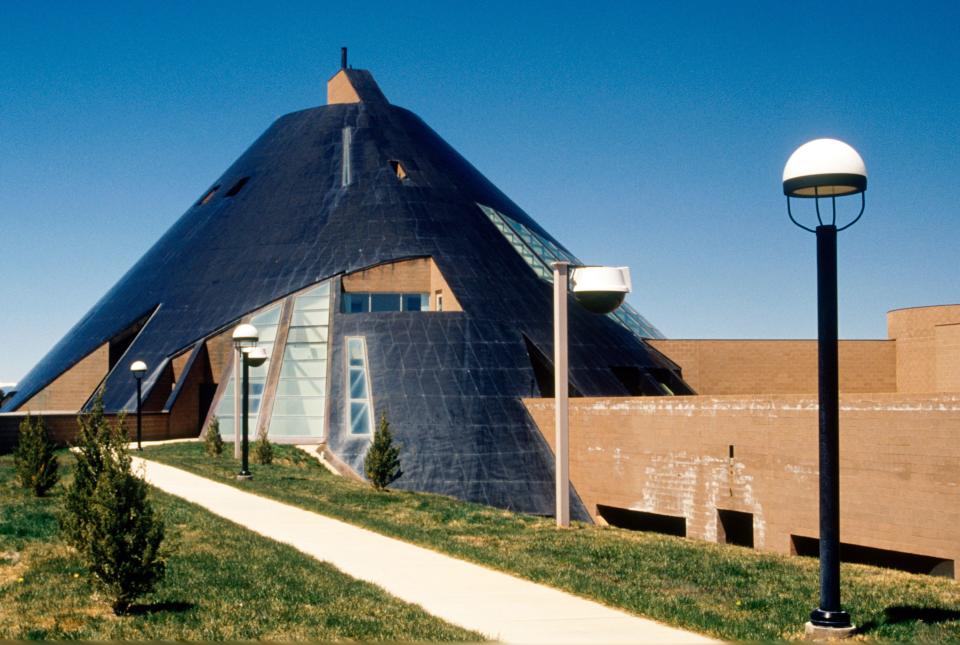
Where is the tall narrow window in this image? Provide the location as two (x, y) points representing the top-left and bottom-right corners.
(269, 281), (332, 439)
(212, 304), (281, 438)
(341, 127), (353, 187)
(346, 337), (373, 435)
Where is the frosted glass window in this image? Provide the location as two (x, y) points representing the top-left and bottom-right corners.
(478, 203), (665, 340)
(212, 303), (282, 438)
(267, 281), (331, 439)
(346, 337), (373, 435)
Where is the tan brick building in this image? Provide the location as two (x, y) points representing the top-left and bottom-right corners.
(525, 304), (960, 578)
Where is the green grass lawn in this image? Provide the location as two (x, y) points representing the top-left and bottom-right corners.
(0, 451), (482, 641)
(145, 442), (960, 642)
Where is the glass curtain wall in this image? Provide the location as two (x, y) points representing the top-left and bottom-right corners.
(268, 281), (331, 439)
(478, 203), (664, 340)
(213, 304), (282, 438)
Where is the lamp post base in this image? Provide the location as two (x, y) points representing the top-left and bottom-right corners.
(236, 472), (253, 481)
(805, 621), (855, 640)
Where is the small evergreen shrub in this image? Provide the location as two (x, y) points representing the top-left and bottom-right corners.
(79, 444), (165, 615)
(254, 426), (273, 465)
(13, 415), (59, 496)
(62, 391), (165, 615)
(364, 413), (401, 491)
(204, 416), (224, 457)
(62, 393), (126, 548)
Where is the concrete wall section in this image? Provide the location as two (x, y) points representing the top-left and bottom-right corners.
(524, 394), (960, 577)
(649, 339), (896, 395)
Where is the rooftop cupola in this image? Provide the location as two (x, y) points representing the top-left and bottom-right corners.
(327, 47), (388, 105)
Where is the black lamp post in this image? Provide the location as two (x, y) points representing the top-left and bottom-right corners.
(783, 138), (867, 637)
(231, 324), (264, 480)
(130, 360), (147, 451)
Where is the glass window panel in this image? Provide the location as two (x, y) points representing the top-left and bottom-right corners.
(216, 417), (235, 437)
(348, 338), (364, 365)
(342, 293), (369, 313)
(402, 293), (425, 312)
(280, 359), (326, 378)
(269, 416), (324, 437)
(291, 310), (329, 327)
(349, 368), (367, 399)
(350, 403), (370, 435)
(275, 378), (325, 396)
(285, 342), (327, 361)
(370, 293), (401, 312)
(286, 326), (328, 343)
(251, 306), (281, 326)
(272, 396), (325, 417)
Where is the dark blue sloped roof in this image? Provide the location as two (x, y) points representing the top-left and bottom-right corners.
(4, 85), (685, 516)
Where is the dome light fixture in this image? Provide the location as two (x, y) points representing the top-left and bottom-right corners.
(232, 323), (259, 349)
(244, 346), (268, 368)
(783, 138), (867, 233)
(570, 266), (631, 314)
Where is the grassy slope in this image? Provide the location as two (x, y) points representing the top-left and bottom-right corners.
(0, 452), (481, 641)
(146, 442), (960, 642)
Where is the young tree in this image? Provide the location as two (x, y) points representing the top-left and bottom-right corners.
(62, 392), (126, 548)
(364, 413), (401, 490)
(13, 415), (59, 496)
(204, 416), (224, 457)
(254, 426), (273, 465)
(80, 446), (165, 615)
(61, 391), (166, 615)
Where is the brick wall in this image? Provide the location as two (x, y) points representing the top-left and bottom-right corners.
(649, 339), (896, 395)
(524, 394), (960, 577)
(935, 324), (960, 393)
(0, 411), (184, 452)
(889, 304), (960, 393)
(18, 343), (110, 411)
(342, 257), (462, 312)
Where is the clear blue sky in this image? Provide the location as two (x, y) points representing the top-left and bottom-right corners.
(2, 1), (958, 384)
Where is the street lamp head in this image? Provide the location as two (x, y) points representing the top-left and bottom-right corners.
(244, 346), (268, 368)
(130, 360), (147, 378)
(783, 138), (867, 198)
(570, 266), (631, 314)
(232, 323), (259, 349)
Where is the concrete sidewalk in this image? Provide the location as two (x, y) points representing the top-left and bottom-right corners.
(132, 457), (715, 644)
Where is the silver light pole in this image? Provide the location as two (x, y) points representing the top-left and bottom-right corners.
(552, 263), (631, 528)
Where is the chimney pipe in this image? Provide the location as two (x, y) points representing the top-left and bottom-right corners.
(341, 47), (347, 70)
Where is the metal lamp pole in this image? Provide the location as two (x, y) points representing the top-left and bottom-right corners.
(239, 350), (252, 480)
(783, 138), (867, 636)
(130, 361), (147, 451)
(231, 324), (260, 480)
(551, 262), (630, 529)
(553, 261), (570, 528)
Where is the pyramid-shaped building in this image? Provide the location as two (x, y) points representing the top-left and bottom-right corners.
(2, 63), (692, 516)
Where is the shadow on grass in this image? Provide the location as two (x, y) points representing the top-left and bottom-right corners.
(857, 605), (960, 634)
(125, 601), (196, 615)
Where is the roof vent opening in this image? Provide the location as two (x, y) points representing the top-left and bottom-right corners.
(225, 176), (250, 197)
(389, 160), (408, 181)
(196, 184), (220, 206)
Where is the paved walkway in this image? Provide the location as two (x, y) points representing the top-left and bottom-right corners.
(132, 457), (714, 644)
